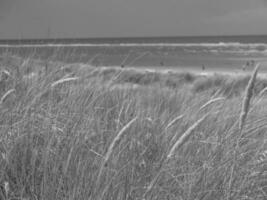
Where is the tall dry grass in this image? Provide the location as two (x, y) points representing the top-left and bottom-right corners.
(0, 55), (265, 200)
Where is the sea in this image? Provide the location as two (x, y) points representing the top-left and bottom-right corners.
(1, 35), (267, 73)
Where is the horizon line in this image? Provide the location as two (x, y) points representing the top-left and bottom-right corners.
(1, 34), (267, 41)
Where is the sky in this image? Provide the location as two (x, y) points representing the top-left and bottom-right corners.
(0, 0), (267, 39)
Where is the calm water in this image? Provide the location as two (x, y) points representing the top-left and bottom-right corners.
(1, 35), (267, 73)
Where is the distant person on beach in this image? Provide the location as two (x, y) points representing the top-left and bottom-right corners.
(243, 61), (250, 71)
(121, 64), (125, 68)
(242, 60), (255, 71)
(251, 60), (255, 67)
(94, 58), (100, 67)
(202, 64), (205, 71)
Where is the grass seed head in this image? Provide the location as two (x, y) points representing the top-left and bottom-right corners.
(167, 114), (207, 159)
(239, 63), (260, 130)
(51, 77), (79, 88)
(0, 89), (15, 104)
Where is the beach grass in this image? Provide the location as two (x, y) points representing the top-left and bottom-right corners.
(0, 54), (266, 200)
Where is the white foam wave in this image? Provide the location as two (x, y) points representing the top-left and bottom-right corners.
(0, 42), (267, 48)
(204, 49), (267, 56)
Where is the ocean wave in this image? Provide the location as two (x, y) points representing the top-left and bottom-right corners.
(193, 48), (267, 56)
(223, 49), (267, 55)
(1, 42), (267, 48)
(1, 42), (267, 56)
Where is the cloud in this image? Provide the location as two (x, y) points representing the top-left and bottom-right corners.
(0, 0), (14, 9)
(202, 7), (267, 35)
(0, 0), (19, 21)
(213, 8), (267, 22)
(0, 0), (18, 13)
(261, 0), (267, 6)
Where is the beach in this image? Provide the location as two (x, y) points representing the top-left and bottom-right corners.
(1, 35), (267, 75)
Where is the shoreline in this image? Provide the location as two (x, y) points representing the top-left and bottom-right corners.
(1, 54), (267, 79)
(96, 64), (267, 79)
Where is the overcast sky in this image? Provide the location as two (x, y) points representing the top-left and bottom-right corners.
(1, 0), (267, 39)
